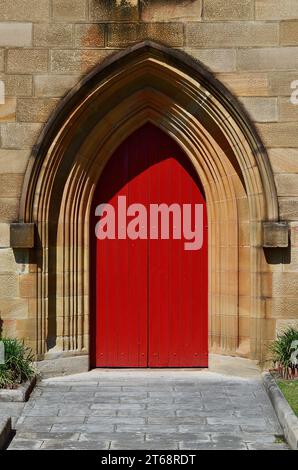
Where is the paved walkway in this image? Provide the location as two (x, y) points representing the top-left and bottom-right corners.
(7, 368), (288, 450)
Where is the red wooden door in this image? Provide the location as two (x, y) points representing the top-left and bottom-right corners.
(91, 123), (208, 367)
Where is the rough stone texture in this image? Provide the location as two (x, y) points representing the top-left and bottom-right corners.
(17, 98), (59, 123)
(7, 49), (48, 74)
(0, 0), (49, 21)
(52, 0), (87, 21)
(255, 0), (298, 20)
(203, 0), (254, 21)
(74, 24), (105, 48)
(1, 123), (42, 149)
(186, 22), (279, 48)
(107, 23), (184, 47)
(34, 74), (81, 97)
(89, 0), (139, 22)
(33, 24), (73, 47)
(50, 49), (113, 73)
(280, 21), (298, 46)
(7, 370), (288, 450)
(141, 0), (202, 21)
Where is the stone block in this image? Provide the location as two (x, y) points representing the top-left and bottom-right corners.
(280, 21), (298, 46)
(0, 174), (23, 197)
(0, 23), (32, 47)
(0, 0), (50, 21)
(74, 24), (105, 48)
(257, 122), (298, 147)
(52, 0), (87, 21)
(240, 97), (278, 123)
(33, 24), (73, 47)
(256, 0), (298, 20)
(0, 223), (10, 247)
(17, 98), (59, 123)
(268, 149), (298, 174)
(141, 0), (202, 21)
(0, 273), (18, 298)
(279, 97), (298, 122)
(203, 0), (253, 21)
(275, 174), (298, 197)
(0, 298), (29, 320)
(262, 222), (289, 248)
(272, 272), (298, 297)
(0, 50), (4, 72)
(3, 75), (33, 97)
(50, 49), (113, 73)
(279, 198), (298, 221)
(34, 74), (80, 97)
(1, 123), (42, 149)
(216, 72), (269, 97)
(237, 47), (298, 71)
(0, 198), (19, 222)
(185, 22), (279, 48)
(185, 49), (236, 72)
(0, 149), (30, 174)
(108, 22), (184, 47)
(19, 273), (36, 298)
(0, 97), (16, 122)
(89, 0), (139, 21)
(10, 223), (35, 248)
(268, 72), (298, 96)
(7, 49), (48, 74)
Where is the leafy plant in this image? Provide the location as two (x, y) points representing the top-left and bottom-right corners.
(269, 327), (298, 380)
(0, 338), (35, 389)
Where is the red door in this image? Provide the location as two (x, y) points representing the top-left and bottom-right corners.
(91, 124), (208, 367)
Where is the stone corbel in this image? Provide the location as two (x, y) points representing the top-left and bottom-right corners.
(10, 223), (35, 248)
(262, 221), (289, 248)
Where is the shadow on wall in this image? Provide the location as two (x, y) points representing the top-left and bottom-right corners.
(263, 244), (291, 265)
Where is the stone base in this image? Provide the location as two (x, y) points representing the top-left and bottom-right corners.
(0, 377), (36, 402)
(37, 355), (89, 378)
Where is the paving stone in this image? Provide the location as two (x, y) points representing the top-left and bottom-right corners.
(79, 432), (144, 442)
(51, 423), (115, 433)
(110, 440), (179, 450)
(16, 432), (80, 441)
(247, 442), (289, 450)
(7, 371), (288, 450)
(179, 441), (248, 450)
(8, 439), (43, 450)
(41, 440), (109, 450)
(86, 417), (146, 425)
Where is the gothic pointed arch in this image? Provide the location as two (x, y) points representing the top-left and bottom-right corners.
(20, 41), (278, 362)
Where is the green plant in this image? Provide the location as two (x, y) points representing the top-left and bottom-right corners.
(269, 327), (298, 380)
(278, 380), (298, 416)
(0, 338), (35, 389)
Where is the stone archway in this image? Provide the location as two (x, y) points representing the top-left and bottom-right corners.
(20, 41), (279, 368)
